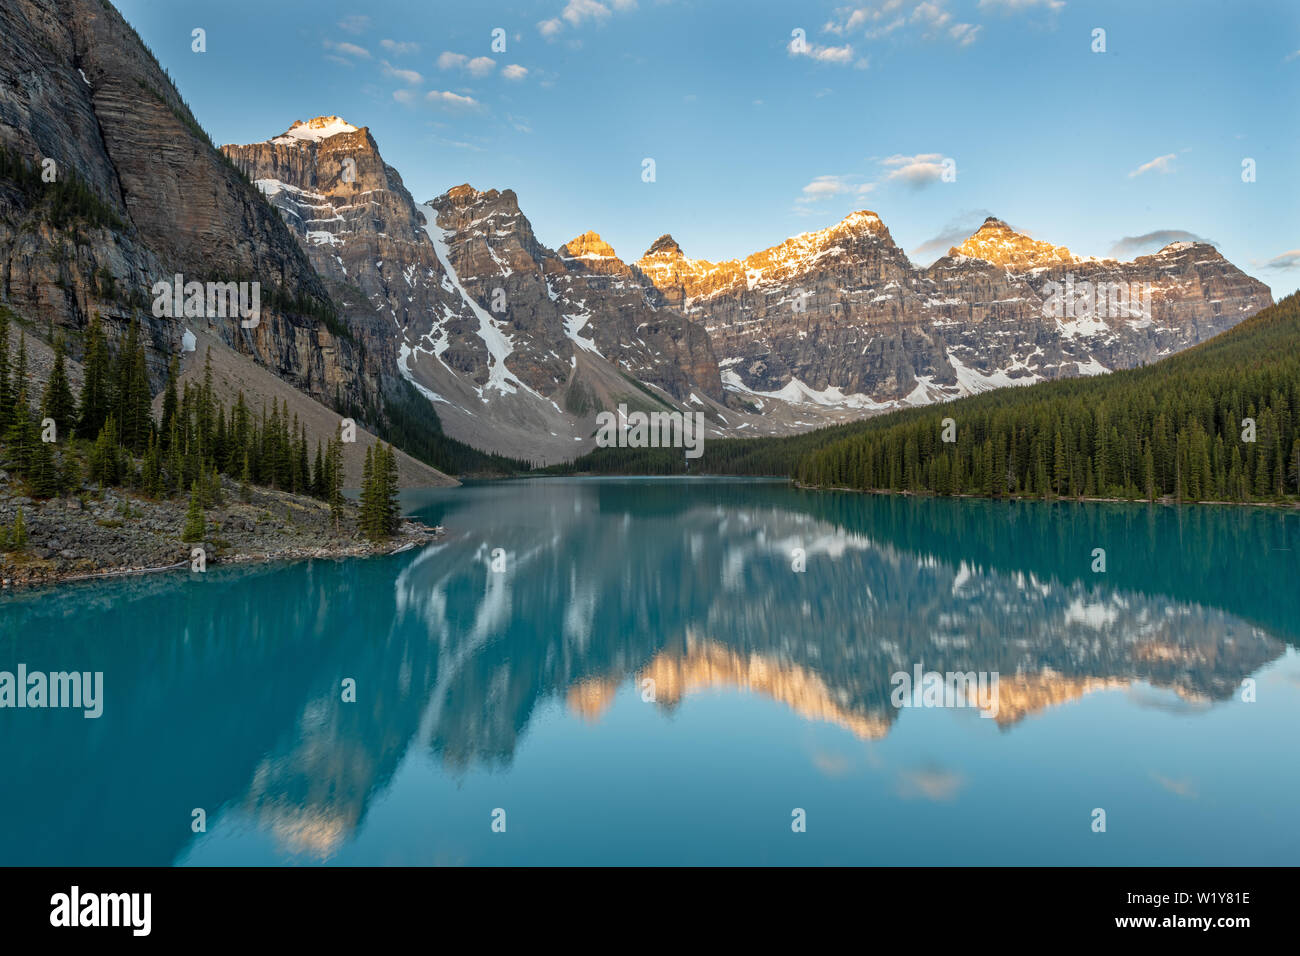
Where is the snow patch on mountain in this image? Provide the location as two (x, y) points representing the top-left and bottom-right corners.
(563, 312), (601, 355)
(398, 343), (449, 404)
(272, 116), (358, 145)
(947, 350), (1043, 395)
(722, 370), (890, 410)
(418, 202), (536, 401)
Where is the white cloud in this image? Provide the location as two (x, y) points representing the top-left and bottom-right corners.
(909, 209), (1002, 261)
(502, 64), (529, 80)
(789, 39), (857, 65)
(381, 39), (420, 55)
(797, 175), (877, 206)
(1108, 230), (1212, 258)
(427, 90), (480, 109)
(392, 89), (417, 104)
(978, 0), (1065, 11)
(881, 152), (948, 186)
(382, 62), (423, 85)
(1259, 249), (1300, 270)
(563, 0), (612, 26)
(539, 0), (636, 38)
(911, 2), (951, 29)
(324, 40), (371, 60)
(803, 175), (852, 197)
(1128, 153), (1177, 177)
(438, 52), (496, 77)
(337, 15), (370, 35)
(827, 2), (981, 47)
(825, 1), (908, 35)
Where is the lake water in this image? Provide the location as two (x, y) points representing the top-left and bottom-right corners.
(2, 478), (1297, 865)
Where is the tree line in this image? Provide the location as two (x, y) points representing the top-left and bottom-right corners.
(551, 294), (1300, 506)
(797, 294), (1300, 503)
(0, 307), (404, 545)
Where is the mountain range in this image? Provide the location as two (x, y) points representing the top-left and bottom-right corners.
(0, 0), (1275, 473)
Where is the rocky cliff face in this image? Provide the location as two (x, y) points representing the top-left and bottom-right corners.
(424, 184), (722, 403)
(637, 213), (1274, 406)
(220, 119), (728, 461)
(221, 118), (474, 395)
(1, 0), (1275, 463)
(0, 0), (369, 407)
(551, 230), (722, 400)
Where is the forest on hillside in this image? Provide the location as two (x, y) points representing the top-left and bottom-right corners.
(799, 293), (1300, 502)
(558, 293), (1300, 505)
(0, 308), (407, 544)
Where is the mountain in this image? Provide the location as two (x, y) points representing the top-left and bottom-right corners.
(224, 122), (735, 463)
(636, 212), (1273, 408)
(797, 291), (1300, 502)
(0, 0), (369, 409)
(1, 0), (1276, 473)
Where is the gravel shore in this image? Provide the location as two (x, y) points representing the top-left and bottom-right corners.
(0, 472), (442, 590)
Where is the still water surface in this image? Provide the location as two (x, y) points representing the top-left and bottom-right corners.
(2, 478), (1297, 865)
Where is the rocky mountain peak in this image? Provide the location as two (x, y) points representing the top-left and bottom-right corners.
(644, 234), (684, 258)
(1152, 240), (1218, 259)
(438, 184), (521, 215)
(271, 116), (360, 145)
(444, 183), (479, 203)
(949, 217), (1073, 270)
(559, 231), (618, 260)
(830, 209), (886, 236)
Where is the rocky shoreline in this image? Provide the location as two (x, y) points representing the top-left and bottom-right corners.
(0, 474), (442, 590)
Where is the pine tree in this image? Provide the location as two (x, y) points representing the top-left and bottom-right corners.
(327, 435), (344, 532)
(0, 306), (11, 432)
(5, 383), (36, 475)
(121, 325), (153, 453)
(360, 443), (380, 540)
(141, 433), (163, 499)
(42, 336), (76, 438)
(295, 422), (309, 495)
(1143, 442), (1155, 501)
(182, 482), (206, 542)
(87, 417), (121, 486)
(159, 356), (179, 451)
(208, 465), (224, 508)
(381, 442), (400, 534)
(312, 441), (325, 498)
(10, 505), (27, 551)
(77, 312), (110, 439)
(9, 331), (29, 422)
(28, 403), (59, 497)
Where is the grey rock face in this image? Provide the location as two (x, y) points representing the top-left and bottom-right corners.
(0, 0), (370, 409)
(637, 214), (1273, 405)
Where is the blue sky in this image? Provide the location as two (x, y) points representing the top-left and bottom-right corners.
(115, 0), (1298, 294)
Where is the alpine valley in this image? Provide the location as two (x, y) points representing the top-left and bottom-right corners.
(0, 0), (1275, 473)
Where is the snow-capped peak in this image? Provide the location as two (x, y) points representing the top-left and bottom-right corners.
(948, 217), (1073, 270)
(643, 234), (684, 259)
(271, 116), (359, 145)
(559, 231), (619, 260)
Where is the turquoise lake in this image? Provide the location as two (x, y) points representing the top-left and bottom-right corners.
(2, 477), (1298, 865)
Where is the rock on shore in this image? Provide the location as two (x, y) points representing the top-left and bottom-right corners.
(0, 473), (441, 589)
